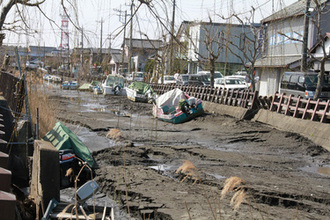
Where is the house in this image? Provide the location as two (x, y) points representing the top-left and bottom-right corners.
(255, 0), (330, 96)
(180, 21), (260, 75)
(123, 38), (163, 73)
(311, 32), (330, 71)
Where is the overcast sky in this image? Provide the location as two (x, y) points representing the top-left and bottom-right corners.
(3, 0), (297, 49)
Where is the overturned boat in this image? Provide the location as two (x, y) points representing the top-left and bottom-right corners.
(126, 81), (154, 103)
(152, 88), (204, 124)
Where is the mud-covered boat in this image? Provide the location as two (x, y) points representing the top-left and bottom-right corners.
(101, 74), (125, 95)
(152, 88), (203, 124)
(126, 81), (154, 103)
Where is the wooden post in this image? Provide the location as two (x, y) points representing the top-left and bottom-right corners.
(320, 100), (330, 123)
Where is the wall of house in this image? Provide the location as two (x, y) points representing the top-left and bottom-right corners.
(257, 67), (282, 96)
(266, 16), (304, 57)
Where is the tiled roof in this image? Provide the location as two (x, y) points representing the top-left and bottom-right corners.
(254, 55), (301, 68)
(262, 0), (329, 23)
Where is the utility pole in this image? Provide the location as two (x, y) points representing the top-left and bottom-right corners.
(114, 7), (129, 75)
(128, 0), (134, 75)
(301, 0), (311, 72)
(97, 18), (104, 65)
(80, 27), (84, 80)
(169, 0), (176, 75)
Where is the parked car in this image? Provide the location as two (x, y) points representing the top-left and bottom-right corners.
(197, 74), (211, 86)
(187, 75), (204, 86)
(214, 77), (248, 90)
(158, 75), (176, 84)
(176, 74), (190, 85)
(279, 71), (330, 100)
(198, 71), (223, 79)
(133, 72), (144, 82)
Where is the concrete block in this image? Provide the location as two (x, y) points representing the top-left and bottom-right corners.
(30, 140), (60, 209)
(0, 167), (11, 192)
(0, 190), (16, 220)
(0, 151), (9, 169)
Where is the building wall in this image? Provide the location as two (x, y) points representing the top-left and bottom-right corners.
(257, 67), (282, 96)
(265, 16), (304, 57)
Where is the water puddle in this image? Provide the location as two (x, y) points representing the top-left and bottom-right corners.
(300, 165), (330, 177)
(206, 173), (226, 179)
(149, 164), (172, 172)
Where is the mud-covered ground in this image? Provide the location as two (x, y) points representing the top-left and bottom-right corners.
(48, 87), (330, 220)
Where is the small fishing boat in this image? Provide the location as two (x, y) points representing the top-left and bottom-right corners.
(152, 88), (203, 124)
(62, 81), (79, 90)
(126, 81), (154, 103)
(101, 74), (125, 95)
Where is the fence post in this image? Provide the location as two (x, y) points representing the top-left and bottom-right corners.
(293, 97), (301, 118)
(284, 94), (292, 115)
(311, 99), (320, 121)
(320, 100), (330, 123)
(302, 99), (311, 119)
(269, 92), (277, 111)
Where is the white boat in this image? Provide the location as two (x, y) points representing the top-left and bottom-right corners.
(126, 82), (154, 103)
(101, 74), (125, 95)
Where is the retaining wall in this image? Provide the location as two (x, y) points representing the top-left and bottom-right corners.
(253, 109), (330, 152)
(203, 101), (250, 120)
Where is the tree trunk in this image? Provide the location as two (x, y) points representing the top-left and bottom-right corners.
(314, 58), (325, 100)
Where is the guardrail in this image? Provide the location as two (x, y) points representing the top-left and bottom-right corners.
(150, 84), (258, 109)
(268, 92), (330, 123)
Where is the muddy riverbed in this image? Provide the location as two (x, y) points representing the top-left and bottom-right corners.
(47, 87), (329, 220)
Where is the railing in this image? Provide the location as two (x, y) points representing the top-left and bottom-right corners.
(150, 84), (258, 110)
(0, 71), (25, 116)
(269, 92), (330, 123)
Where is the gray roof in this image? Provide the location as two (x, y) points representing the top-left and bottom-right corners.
(125, 38), (163, 49)
(262, 0), (329, 23)
(254, 55), (301, 68)
(110, 53), (128, 64)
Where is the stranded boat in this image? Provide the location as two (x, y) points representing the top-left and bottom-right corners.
(62, 81), (79, 90)
(126, 81), (154, 103)
(152, 88), (203, 124)
(101, 74), (125, 95)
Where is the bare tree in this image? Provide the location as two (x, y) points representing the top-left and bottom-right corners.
(221, 12), (264, 92)
(0, 0), (47, 45)
(187, 18), (223, 87)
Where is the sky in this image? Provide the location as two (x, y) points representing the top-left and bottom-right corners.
(2, 0), (297, 49)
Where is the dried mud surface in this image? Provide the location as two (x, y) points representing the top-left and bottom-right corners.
(50, 89), (330, 220)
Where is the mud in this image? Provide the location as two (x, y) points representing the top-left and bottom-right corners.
(49, 88), (330, 220)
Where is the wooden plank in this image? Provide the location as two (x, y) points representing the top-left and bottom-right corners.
(269, 92), (278, 111)
(311, 99), (320, 121)
(320, 100), (330, 123)
(284, 94), (292, 115)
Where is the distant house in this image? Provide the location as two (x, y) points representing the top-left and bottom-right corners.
(124, 38), (163, 73)
(180, 21), (260, 75)
(310, 32), (330, 71)
(255, 0), (330, 96)
(109, 51), (128, 75)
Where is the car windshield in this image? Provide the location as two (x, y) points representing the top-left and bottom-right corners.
(165, 76), (175, 80)
(136, 73), (143, 77)
(214, 72), (223, 78)
(304, 74), (330, 86)
(225, 79), (244, 85)
(200, 75), (210, 82)
(182, 75), (189, 81)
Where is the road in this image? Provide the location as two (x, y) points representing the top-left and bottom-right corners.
(48, 87), (330, 220)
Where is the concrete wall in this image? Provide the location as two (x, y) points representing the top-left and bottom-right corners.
(253, 109), (330, 152)
(30, 140), (60, 211)
(203, 101), (249, 120)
